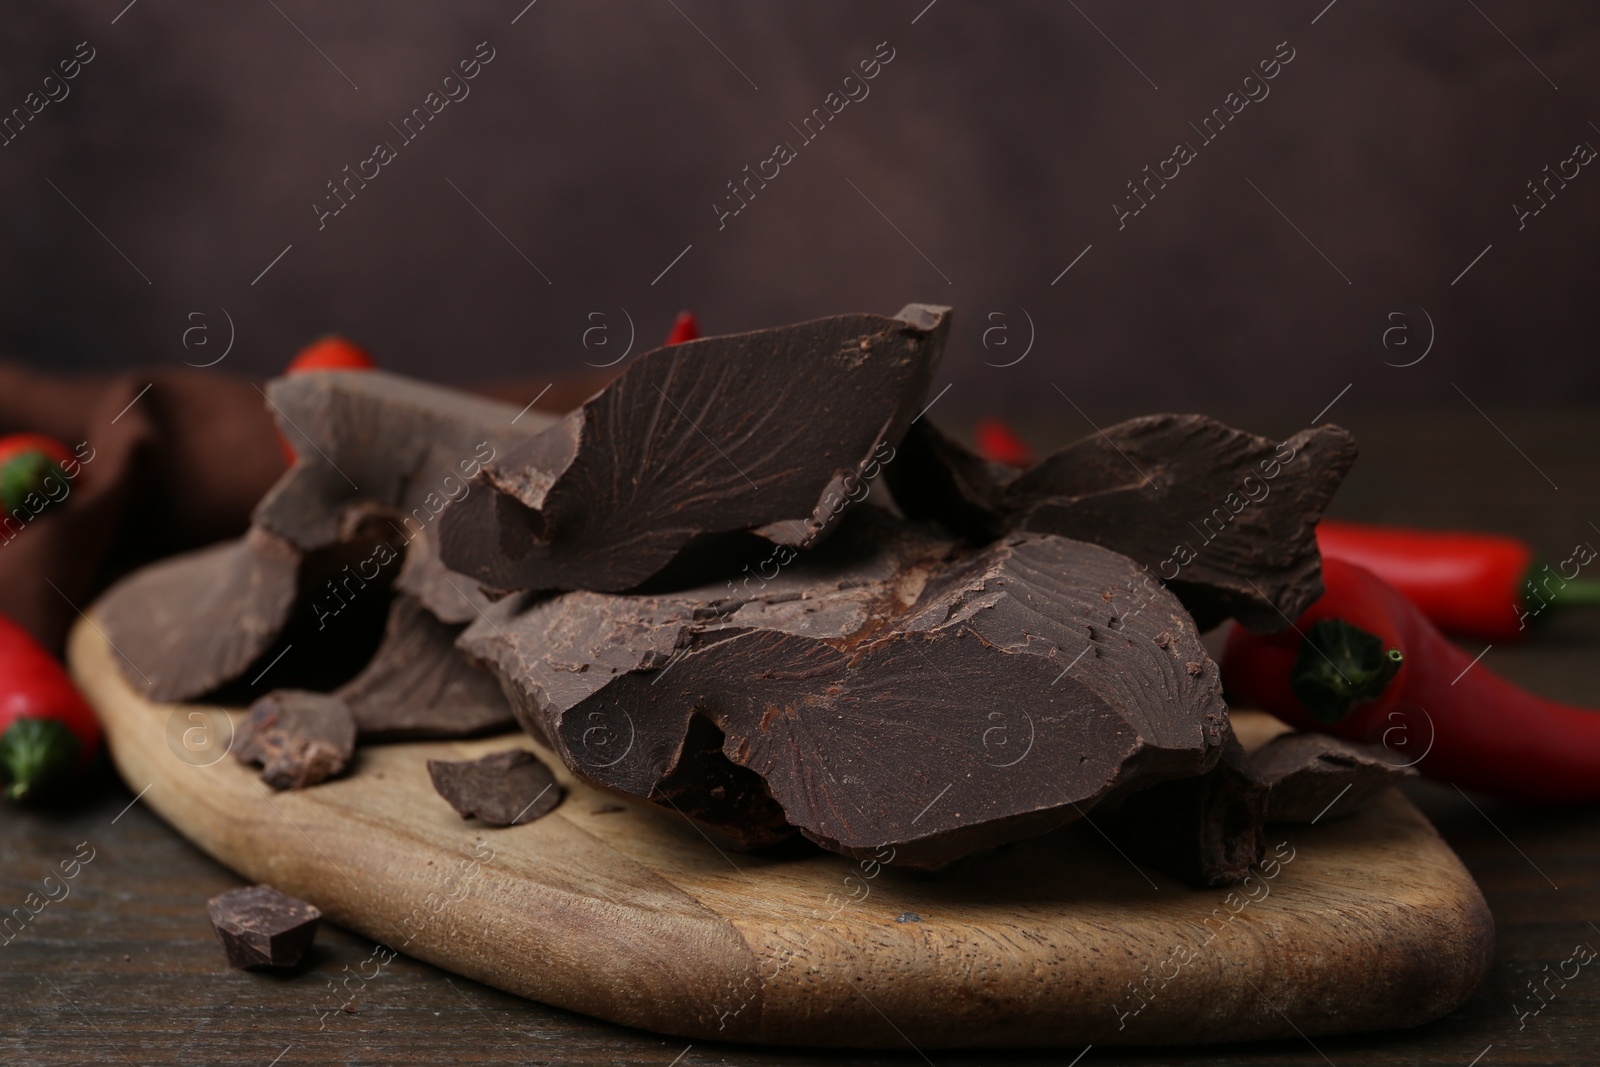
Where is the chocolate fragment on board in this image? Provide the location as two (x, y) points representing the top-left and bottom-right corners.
(885, 414), (1358, 633)
(1251, 732), (1416, 823)
(459, 507), (1231, 869)
(253, 370), (557, 553)
(95, 527), (300, 702)
(427, 750), (564, 826)
(335, 595), (515, 741)
(438, 305), (951, 594)
(1108, 733), (1268, 887)
(235, 690), (357, 789)
(207, 884), (321, 969)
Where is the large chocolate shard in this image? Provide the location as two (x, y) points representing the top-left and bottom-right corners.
(95, 527), (299, 702)
(253, 370), (557, 553)
(1251, 732), (1415, 823)
(439, 305), (951, 594)
(335, 595), (515, 740)
(459, 508), (1230, 868)
(889, 415), (1357, 633)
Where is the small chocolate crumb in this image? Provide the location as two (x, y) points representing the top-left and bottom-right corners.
(427, 750), (564, 827)
(235, 690), (357, 790)
(896, 912), (923, 923)
(206, 885), (321, 969)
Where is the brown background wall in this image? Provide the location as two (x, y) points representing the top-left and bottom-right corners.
(2, 1), (1595, 425)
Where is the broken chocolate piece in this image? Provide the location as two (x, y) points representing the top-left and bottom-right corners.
(439, 305), (951, 594)
(886, 414), (1358, 633)
(1251, 731), (1416, 823)
(253, 370), (557, 553)
(883, 418), (1015, 542)
(1109, 732), (1268, 887)
(427, 749), (564, 826)
(235, 690), (357, 789)
(459, 506), (1231, 869)
(207, 884), (321, 969)
(394, 521), (500, 626)
(95, 527), (300, 702)
(335, 595), (515, 741)
(1005, 416), (1357, 632)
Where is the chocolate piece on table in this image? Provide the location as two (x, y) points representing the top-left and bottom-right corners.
(459, 506), (1231, 869)
(438, 305), (951, 594)
(95, 526), (300, 702)
(427, 749), (564, 826)
(335, 595), (515, 741)
(235, 690), (357, 790)
(1251, 731), (1416, 823)
(252, 370), (557, 553)
(207, 884), (321, 969)
(1108, 732), (1268, 887)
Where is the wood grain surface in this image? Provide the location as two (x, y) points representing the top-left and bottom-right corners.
(66, 602), (1492, 1050)
(4, 412), (1599, 1066)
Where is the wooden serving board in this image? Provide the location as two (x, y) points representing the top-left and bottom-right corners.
(69, 613), (1493, 1049)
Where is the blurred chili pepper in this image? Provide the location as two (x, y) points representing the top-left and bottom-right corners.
(664, 311), (700, 346)
(1222, 556), (1600, 804)
(285, 335), (377, 375)
(0, 613), (100, 801)
(974, 419), (1035, 468)
(1317, 519), (1600, 642)
(0, 433), (80, 521)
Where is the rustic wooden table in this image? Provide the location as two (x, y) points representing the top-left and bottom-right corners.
(3, 412), (1596, 1066)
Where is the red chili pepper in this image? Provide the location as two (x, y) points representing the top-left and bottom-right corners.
(1221, 556), (1600, 804)
(664, 311), (700, 346)
(1317, 520), (1600, 642)
(0, 433), (81, 521)
(0, 613), (100, 801)
(974, 419), (1035, 468)
(285, 335), (377, 375)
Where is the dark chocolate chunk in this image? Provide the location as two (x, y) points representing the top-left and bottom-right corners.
(207, 884), (321, 969)
(438, 305), (951, 594)
(1005, 416), (1357, 632)
(1108, 732), (1268, 887)
(427, 749), (564, 826)
(235, 690), (357, 789)
(886, 414), (1358, 633)
(253, 370), (556, 553)
(393, 521), (500, 626)
(1251, 731), (1416, 823)
(95, 527), (300, 702)
(459, 507), (1231, 869)
(883, 418), (1015, 542)
(335, 595), (515, 741)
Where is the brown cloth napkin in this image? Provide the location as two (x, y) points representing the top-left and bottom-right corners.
(0, 362), (607, 655)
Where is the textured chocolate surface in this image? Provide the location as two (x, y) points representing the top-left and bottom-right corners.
(235, 690), (357, 790)
(439, 305), (950, 594)
(206, 884), (321, 970)
(427, 749), (564, 827)
(460, 508), (1230, 868)
(1252, 731), (1416, 823)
